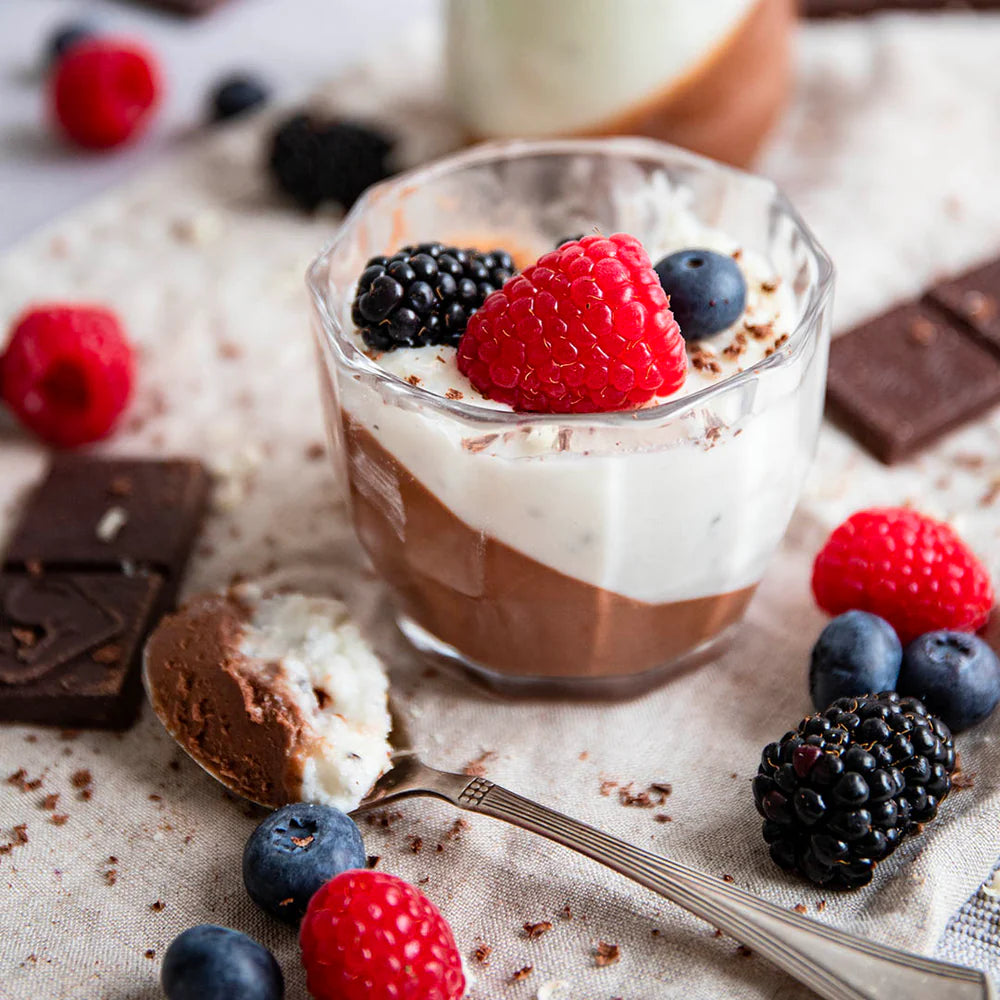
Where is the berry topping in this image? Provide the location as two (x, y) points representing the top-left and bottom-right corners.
(50, 39), (161, 150)
(243, 802), (366, 925)
(899, 631), (1000, 732)
(209, 73), (269, 122)
(811, 507), (994, 645)
(300, 869), (465, 1000)
(47, 22), (97, 64)
(653, 249), (747, 340)
(269, 114), (394, 212)
(161, 925), (283, 1000)
(457, 233), (686, 413)
(353, 242), (514, 351)
(809, 611), (902, 711)
(1, 305), (134, 448)
(755, 692), (955, 890)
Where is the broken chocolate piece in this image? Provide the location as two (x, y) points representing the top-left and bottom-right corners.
(928, 257), (1000, 357)
(0, 572), (163, 728)
(5, 457), (208, 609)
(826, 302), (1000, 463)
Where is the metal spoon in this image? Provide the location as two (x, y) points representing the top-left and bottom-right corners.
(146, 671), (994, 1000)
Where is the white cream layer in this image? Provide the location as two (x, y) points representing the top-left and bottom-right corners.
(238, 589), (392, 812)
(445, 0), (754, 137)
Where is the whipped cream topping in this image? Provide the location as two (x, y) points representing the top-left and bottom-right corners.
(238, 588), (392, 812)
(349, 222), (792, 409)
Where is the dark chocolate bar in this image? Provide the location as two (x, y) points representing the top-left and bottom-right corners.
(0, 457), (207, 728)
(5, 457), (209, 607)
(802, 0), (1000, 16)
(133, 0), (230, 14)
(826, 301), (1000, 463)
(0, 572), (163, 728)
(927, 258), (1000, 357)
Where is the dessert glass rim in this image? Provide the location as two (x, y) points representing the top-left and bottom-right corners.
(307, 136), (835, 428)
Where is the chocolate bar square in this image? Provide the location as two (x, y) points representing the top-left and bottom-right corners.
(0, 571), (163, 729)
(5, 457), (209, 604)
(826, 302), (1000, 463)
(133, 0), (230, 13)
(928, 259), (1000, 357)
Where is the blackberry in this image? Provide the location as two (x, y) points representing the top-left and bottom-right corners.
(352, 242), (515, 351)
(753, 691), (955, 890)
(268, 113), (394, 212)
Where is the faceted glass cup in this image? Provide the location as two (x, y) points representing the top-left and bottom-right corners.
(308, 138), (834, 695)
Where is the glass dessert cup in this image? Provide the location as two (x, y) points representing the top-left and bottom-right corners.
(309, 138), (834, 696)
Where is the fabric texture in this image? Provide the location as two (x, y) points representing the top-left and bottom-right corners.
(2, 13), (1000, 1000)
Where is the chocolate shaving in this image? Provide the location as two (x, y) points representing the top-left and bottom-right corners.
(690, 349), (722, 374)
(524, 921), (553, 939)
(463, 750), (497, 777)
(744, 320), (775, 340)
(594, 941), (621, 967)
(511, 965), (533, 981)
(462, 433), (499, 454)
(473, 943), (492, 965)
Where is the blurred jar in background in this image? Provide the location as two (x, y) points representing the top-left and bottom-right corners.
(445, 0), (794, 167)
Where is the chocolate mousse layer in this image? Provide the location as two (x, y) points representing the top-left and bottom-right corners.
(144, 593), (306, 806)
(344, 422), (756, 681)
(576, 0), (794, 167)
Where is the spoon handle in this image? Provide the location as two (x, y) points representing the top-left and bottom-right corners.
(445, 774), (993, 1000)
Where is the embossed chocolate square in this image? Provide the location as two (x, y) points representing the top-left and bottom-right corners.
(4, 457), (208, 601)
(0, 572), (163, 728)
(826, 302), (1000, 463)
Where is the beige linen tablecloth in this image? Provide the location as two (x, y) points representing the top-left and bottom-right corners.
(3, 14), (1000, 1000)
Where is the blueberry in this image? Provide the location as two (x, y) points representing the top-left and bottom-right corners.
(898, 631), (1000, 732)
(653, 249), (747, 340)
(242, 802), (365, 924)
(809, 611), (902, 711)
(47, 22), (95, 64)
(209, 74), (270, 122)
(161, 926), (283, 1000)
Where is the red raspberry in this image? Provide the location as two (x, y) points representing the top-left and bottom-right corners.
(300, 869), (465, 1000)
(812, 507), (994, 644)
(457, 233), (685, 412)
(1, 305), (135, 448)
(50, 40), (161, 150)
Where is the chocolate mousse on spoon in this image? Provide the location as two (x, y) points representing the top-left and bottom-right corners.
(143, 588), (992, 1000)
